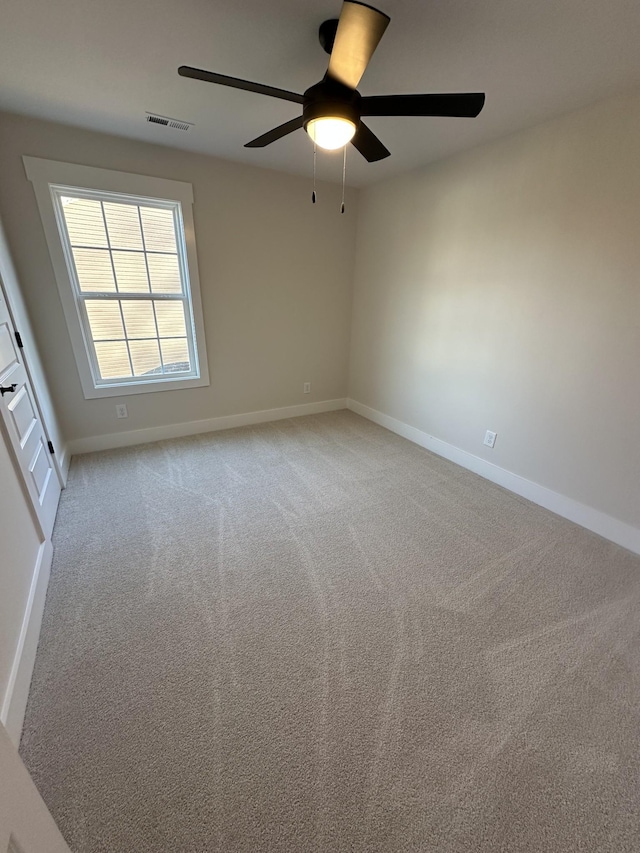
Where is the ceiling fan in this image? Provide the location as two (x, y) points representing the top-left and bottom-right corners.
(178, 0), (485, 162)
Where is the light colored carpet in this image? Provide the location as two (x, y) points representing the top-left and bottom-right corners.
(20, 410), (640, 852)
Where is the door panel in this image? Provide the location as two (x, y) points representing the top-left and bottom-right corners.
(0, 325), (16, 374)
(30, 439), (52, 498)
(8, 386), (37, 447)
(0, 294), (60, 539)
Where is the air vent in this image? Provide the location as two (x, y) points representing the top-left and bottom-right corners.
(145, 113), (193, 132)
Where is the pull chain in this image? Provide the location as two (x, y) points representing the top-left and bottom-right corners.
(340, 145), (347, 214)
(312, 142), (317, 204)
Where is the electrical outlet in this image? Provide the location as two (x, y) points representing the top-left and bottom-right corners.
(116, 404), (128, 419)
(484, 430), (497, 448)
(303, 382), (311, 394)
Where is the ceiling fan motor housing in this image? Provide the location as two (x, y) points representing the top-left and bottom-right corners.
(318, 19), (339, 55)
(303, 78), (361, 131)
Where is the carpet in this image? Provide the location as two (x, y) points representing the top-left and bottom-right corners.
(20, 410), (640, 852)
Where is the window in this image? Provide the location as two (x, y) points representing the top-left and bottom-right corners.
(54, 189), (196, 386)
(24, 158), (209, 398)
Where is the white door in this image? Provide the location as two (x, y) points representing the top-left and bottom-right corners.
(0, 291), (60, 539)
(0, 723), (70, 853)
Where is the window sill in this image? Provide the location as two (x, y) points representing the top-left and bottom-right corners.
(81, 373), (210, 399)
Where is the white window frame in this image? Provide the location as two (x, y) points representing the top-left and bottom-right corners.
(24, 156), (210, 399)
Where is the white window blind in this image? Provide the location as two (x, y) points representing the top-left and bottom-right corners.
(51, 187), (200, 388)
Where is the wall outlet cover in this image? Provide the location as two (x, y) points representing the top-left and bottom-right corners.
(116, 404), (128, 419)
(484, 430), (497, 448)
(303, 382), (311, 394)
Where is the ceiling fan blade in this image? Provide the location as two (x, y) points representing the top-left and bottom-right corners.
(178, 66), (304, 104)
(327, 1), (390, 90)
(351, 121), (390, 162)
(361, 93), (486, 117)
(244, 116), (305, 148)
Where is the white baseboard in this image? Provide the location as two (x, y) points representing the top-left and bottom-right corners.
(67, 398), (348, 456)
(55, 443), (70, 487)
(347, 398), (640, 556)
(58, 444), (71, 488)
(1, 539), (53, 746)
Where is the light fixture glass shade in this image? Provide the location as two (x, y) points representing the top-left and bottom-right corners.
(306, 117), (356, 150)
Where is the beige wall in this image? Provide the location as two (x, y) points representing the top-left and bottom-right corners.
(0, 112), (357, 442)
(349, 89), (640, 529)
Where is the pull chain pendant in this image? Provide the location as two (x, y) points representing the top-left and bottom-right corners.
(340, 146), (347, 214)
(312, 142), (317, 203)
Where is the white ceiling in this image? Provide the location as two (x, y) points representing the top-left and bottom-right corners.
(2, 0), (640, 187)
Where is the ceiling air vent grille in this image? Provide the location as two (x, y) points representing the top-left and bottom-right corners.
(146, 113), (193, 132)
